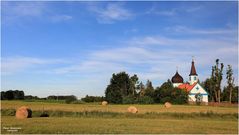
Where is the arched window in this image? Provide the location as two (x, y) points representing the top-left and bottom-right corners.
(194, 76), (196, 80)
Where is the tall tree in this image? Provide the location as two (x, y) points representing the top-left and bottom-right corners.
(145, 80), (154, 97)
(201, 78), (215, 102)
(105, 72), (137, 104)
(211, 59), (224, 103)
(130, 74), (139, 96)
(138, 81), (145, 97)
(226, 65), (234, 103)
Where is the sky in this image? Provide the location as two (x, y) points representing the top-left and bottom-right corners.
(1, 1), (238, 98)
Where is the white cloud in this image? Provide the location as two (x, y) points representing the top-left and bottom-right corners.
(50, 14), (73, 22)
(53, 61), (126, 75)
(1, 56), (67, 75)
(166, 25), (237, 35)
(146, 5), (176, 16)
(2, 1), (73, 24)
(2, 1), (46, 17)
(88, 3), (132, 24)
(146, 4), (202, 16)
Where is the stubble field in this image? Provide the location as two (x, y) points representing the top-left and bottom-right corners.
(1, 100), (238, 134)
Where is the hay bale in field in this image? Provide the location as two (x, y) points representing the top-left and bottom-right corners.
(102, 101), (108, 106)
(164, 102), (172, 108)
(127, 106), (138, 113)
(16, 106), (32, 119)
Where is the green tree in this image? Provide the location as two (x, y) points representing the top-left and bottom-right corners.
(105, 72), (135, 104)
(231, 86), (238, 103)
(129, 74), (139, 96)
(145, 80), (154, 97)
(138, 81), (146, 97)
(211, 59), (224, 103)
(105, 84), (123, 104)
(153, 79), (188, 104)
(226, 65), (234, 103)
(201, 78), (215, 102)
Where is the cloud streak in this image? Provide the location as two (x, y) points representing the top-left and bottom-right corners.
(2, 1), (73, 25)
(1, 56), (67, 75)
(88, 3), (132, 24)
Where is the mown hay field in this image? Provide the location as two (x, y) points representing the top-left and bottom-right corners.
(1, 100), (238, 134)
(1, 100), (238, 114)
(1, 116), (238, 134)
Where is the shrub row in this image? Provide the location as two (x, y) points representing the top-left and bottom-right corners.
(1, 109), (237, 120)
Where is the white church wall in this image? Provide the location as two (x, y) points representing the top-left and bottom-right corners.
(173, 83), (182, 87)
(190, 84), (208, 94)
(189, 75), (198, 85)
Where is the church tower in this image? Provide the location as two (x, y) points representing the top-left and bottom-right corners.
(189, 59), (198, 85)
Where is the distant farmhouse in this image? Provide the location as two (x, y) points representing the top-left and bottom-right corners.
(171, 59), (208, 104)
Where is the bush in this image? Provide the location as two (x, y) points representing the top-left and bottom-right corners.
(81, 95), (104, 102)
(65, 96), (77, 104)
(71, 100), (85, 104)
(122, 95), (135, 104)
(136, 96), (154, 104)
(161, 97), (171, 103)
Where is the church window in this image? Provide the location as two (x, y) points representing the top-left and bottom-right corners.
(194, 76), (196, 80)
(196, 86), (199, 90)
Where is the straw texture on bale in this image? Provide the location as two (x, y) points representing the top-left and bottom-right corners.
(127, 106), (138, 113)
(164, 102), (172, 108)
(101, 101), (108, 105)
(16, 106), (32, 119)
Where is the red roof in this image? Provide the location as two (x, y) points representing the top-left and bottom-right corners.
(178, 82), (197, 92)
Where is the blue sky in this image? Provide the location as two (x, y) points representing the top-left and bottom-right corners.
(1, 1), (238, 98)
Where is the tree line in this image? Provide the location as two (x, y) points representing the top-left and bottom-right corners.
(105, 72), (188, 104)
(201, 59), (238, 103)
(1, 90), (25, 100)
(105, 59), (238, 104)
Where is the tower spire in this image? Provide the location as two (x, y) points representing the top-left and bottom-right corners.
(189, 58), (197, 76)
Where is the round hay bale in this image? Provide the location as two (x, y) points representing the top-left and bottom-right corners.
(16, 106), (32, 119)
(127, 106), (138, 113)
(101, 101), (108, 106)
(164, 102), (172, 108)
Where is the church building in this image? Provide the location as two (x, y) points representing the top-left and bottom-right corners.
(171, 59), (208, 104)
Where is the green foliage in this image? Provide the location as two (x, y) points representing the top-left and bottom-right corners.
(81, 95), (104, 102)
(1, 109), (16, 116)
(160, 97), (171, 103)
(130, 74), (139, 96)
(144, 80), (154, 97)
(138, 81), (146, 97)
(65, 95), (77, 104)
(136, 96), (154, 104)
(1, 90), (25, 100)
(211, 59), (224, 102)
(195, 93), (203, 105)
(231, 86), (238, 103)
(105, 85), (122, 104)
(201, 78), (215, 102)
(226, 65), (234, 103)
(122, 95), (135, 104)
(105, 72), (139, 104)
(1, 109), (237, 120)
(153, 80), (188, 104)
